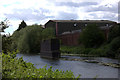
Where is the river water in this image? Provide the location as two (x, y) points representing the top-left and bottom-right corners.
(16, 53), (119, 78)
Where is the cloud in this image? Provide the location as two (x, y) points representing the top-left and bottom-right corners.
(88, 12), (118, 21)
(54, 0), (100, 3)
(102, 12), (118, 21)
(55, 11), (79, 20)
(4, 20), (21, 34)
(86, 5), (118, 14)
(0, 0), (119, 34)
(55, 2), (98, 7)
(4, 8), (54, 21)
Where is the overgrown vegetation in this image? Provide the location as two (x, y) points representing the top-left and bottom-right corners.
(61, 24), (120, 58)
(11, 25), (55, 54)
(2, 51), (80, 79)
(60, 46), (104, 57)
(79, 24), (105, 48)
(61, 46), (91, 55)
(42, 27), (55, 41)
(107, 25), (120, 43)
(2, 34), (12, 53)
(103, 36), (120, 58)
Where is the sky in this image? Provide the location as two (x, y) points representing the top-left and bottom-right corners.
(0, 0), (119, 34)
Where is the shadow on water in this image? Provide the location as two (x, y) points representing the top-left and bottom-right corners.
(39, 56), (61, 66)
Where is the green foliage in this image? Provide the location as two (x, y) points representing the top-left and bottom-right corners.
(11, 25), (55, 54)
(108, 25), (120, 43)
(79, 24), (105, 48)
(0, 19), (11, 54)
(104, 37), (120, 58)
(16, 25), (43, 53)
(11, 31), (21, 51)
(0, 18), (9, 32)
(42, 27), (55, 41)
(109, 37), (120, 51)
(2, 35), (12, 53)
(89, 48), (105, 57)
(60, 46), (83, 54)
(17, 20), (27, 31)
(2, 52), (80, 79)
(60, 46), (93, 55)
(81, 48), (94, 55)
(60, 45), (113, 57)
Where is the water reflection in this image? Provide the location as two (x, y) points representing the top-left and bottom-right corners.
(39, 57), (61, 66)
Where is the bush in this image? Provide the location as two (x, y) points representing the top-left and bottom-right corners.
(79, 24), (105, 48)
(108, 25), (120, 43)
(61, 36), (120, 58)
(2, 52), (80, 79)
(60, 46), (93, 55)
(81, 48), (94, 55)
(60, 46), (84, 54)
(61, 46), (107, 57)
(89, 48), (105, 57)
(105, 37), (120, 58)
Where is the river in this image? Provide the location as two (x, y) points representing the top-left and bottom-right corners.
(16, 53), (119, 78)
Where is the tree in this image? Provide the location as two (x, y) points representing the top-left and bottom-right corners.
(42, 27), (55, 41)
(79, 24), (105, 48)
(18, 25), (43, 53)
(0, 18), (9, 32)
(12, 25), (43, 53)
(105, 36), (120, 58)
(108, 25), (120, 43)
(2, 35), (12, 53)
(0, 19), (11, 53)
(17, 20), (27, 31)
(12, 24), (56, 54)
(11, 31), (21, 51)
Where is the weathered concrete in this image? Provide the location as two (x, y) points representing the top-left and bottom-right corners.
(40, 39), (61, 59)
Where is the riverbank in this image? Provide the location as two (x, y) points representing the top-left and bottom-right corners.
(60, 56), (120, 68)
(60, 45), (120, 59)
(61, 53), (98, 57)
